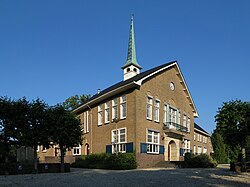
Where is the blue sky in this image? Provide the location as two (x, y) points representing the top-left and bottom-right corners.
(1, 0), (250, 133)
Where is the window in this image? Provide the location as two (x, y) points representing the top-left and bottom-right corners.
(42, 146), (47, 153)
(112, 128), (126, 153)
(194, 133), (196, 141)
(169, 107), (177, 124)
(163, 105), (168, 123)
(83, 111), (89, 133)
(98, 104), (103, 125)
(183, 115), (187, 128)
(112, 98), (118, 120)
(146, 96), (153, 120)
(200, 135), (202, 142)
(197, 146), (202, 155)
(193, 145), (196, 154)
(205, 137), (207, 144)
(183, 139), (190, 155)
(37, 146), (39, 152)
(120, 95), (126, 119)
(203, 147), (207, 154)
(187, 117), (190, 132)
(147, 130), (160, 154)
(105, 102), (110, 123)
(72, 145), (81, 155)
(154, 100), (160, 122)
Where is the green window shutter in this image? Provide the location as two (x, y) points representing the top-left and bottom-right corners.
(159, 145), (164, 154)
(106, 145), (112, 154)
(126, 143), (133, 153)
(140, 143), (147, 153)
(180, 148), (184, 156)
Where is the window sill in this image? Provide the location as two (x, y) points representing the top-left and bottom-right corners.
(146, 152), (159, 155)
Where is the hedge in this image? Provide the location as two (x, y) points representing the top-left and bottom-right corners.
(71, 153), (137, 170)
(182, 153), (217, 168)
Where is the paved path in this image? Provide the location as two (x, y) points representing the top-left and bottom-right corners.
(0, 166), (249, 187)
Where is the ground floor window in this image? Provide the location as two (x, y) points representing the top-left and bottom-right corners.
(72, 145), (81, 155)
(147, 129), (160, 154)
(183, 139), (190, 155)
(197, 146), (202, 155)
(112, 127), (126, 153)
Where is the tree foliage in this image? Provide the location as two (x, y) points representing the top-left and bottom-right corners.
(47, 105), (82, 172)
(211, 132), (227, 163)
(62, 94), (91, 110)
(215, 100), (250, 147)
(0, 96), (82, 173)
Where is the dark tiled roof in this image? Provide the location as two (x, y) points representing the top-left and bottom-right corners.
(194, 123), (209, 135)
(78, 60), (177, 107)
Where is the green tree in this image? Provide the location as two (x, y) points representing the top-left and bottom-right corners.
(0, 97), (29, 174)
(47, 105), (82, 172)
(18, 98), (49, 173)
(215, 100), (250, 148)
(62, 94), (91, 110)
(211, 132), (227, 163)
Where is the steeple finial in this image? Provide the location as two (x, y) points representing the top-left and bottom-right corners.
(122, 15), (142, 70)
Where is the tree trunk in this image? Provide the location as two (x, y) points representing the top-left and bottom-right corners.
(241, 147), (246, 172)
(60, 145), (65, 173)
(4, 154), (9, 175)
(33, 145), (38, 174)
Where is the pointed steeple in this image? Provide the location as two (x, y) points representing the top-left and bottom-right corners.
(122, 15), (142, 80)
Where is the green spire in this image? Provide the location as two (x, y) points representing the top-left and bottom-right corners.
(122, 15), (142, 69)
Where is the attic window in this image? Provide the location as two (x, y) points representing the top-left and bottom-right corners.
(127, 68), (130, 72)
(133, 68), (137, 72)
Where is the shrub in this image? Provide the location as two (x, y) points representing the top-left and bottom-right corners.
(182, 153), (217, 168)
(71, 153), (137, 170)
(106, 153), (137, 170)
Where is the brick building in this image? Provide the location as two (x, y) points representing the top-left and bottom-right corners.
(37, 16), (213, 167)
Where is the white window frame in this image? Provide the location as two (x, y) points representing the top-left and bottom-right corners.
(197, 146), (202, 155)
(72, 145), (81, 155)
(146, 129), (160, 154)
(194, 145), (196, 154)
(37, 146), (39, 152)
(120, 95), (127, 119)
(183, 139), (191, 155)
(112, 98), (118, 120)
(146, 96), (153, 120)
(183, 114), (187, 128)
(98, 104), (103, 126)
(169, 106), (177, 124)
(83, 111), (89, 133)
(105, 102), (110, 123)
(111, 127), (127, 153)
(154, 99), (160, 122)
(203, 147), (207, 154)
(42, 146), (47, 153)
(187, 116), (190, 132)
